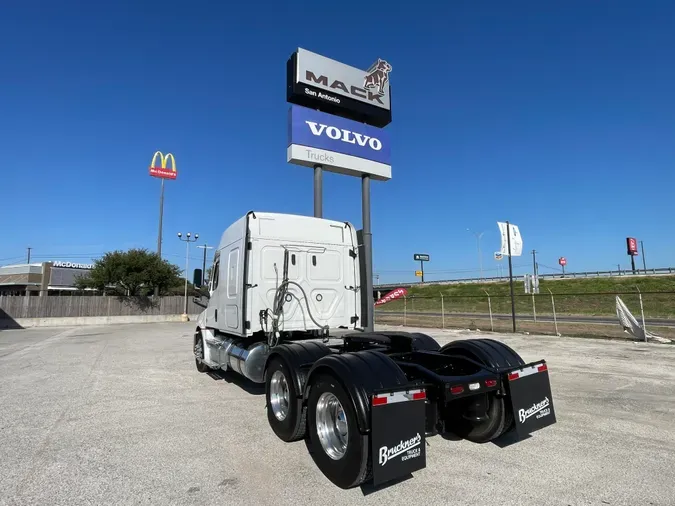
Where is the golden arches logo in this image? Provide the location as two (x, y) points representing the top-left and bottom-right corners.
(149, 151), (178, 180)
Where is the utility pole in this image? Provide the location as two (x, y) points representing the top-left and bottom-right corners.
(640, 240), (647, 273)
(178, 232), (199, 317)
(196, 244), (214, 286)
(531, 250), (537, 277)
(530, 250), (539, 295)
(26, 247), (32, 264)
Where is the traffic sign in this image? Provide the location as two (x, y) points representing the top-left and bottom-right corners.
(415, 270), (423, 277)
(558, 257), (567, 266)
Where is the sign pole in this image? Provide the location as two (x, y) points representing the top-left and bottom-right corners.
(640, 241), (647, 273)
(362, 175), (374, 332)
(314, 164), (323, 218)
(507, 221), (517, 333)
(154, 178), (165, 297)
(420, 260), (424, 283)
(157, 178), (165, 258)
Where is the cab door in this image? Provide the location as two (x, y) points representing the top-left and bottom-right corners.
(205, 252), (221, 328)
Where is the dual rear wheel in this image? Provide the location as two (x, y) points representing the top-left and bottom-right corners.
(440, 338), (525, 443)
(265, 349), (407, 489)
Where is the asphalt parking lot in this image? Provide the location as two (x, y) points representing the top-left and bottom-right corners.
(1, 323), (674, 506)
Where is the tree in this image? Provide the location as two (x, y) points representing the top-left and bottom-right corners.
(74, 248), (182, 296)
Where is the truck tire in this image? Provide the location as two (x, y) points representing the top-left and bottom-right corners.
(440, 338), (525, 370)
(305, 372), (371, 489)
(194, 332), (210, 373)
(440, 338), (525, 443)
(304, 351), (408, 489)
(410, 332), (441, 352)
(264, 342), (332, 443)
(265, 356), (306, 442)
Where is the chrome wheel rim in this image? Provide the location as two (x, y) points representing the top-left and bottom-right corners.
(270, 370), (290, 421)
(194, 338), (204, 362)
(315, 392), (348, 460)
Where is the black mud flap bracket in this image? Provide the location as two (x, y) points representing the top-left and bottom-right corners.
(370, 387), (427, 487)
(506, 361), (557, 438)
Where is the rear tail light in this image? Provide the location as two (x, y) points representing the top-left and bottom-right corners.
(485, 379), (497, 388)
(412, 391), (426, 400)
(450, 385), (464, 395)
(508, 372), (520, 381)
(372, 396), (387, 406)
(538, 364), (548, 373)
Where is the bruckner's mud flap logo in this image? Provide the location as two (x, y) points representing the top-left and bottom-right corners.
(518, 397), (551, 424)
(370, 389), (426, 487)
(507, 362), (557, 438)
(378, 433), (422, 466)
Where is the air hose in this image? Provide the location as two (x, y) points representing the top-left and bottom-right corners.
(264, 250), (330, 347)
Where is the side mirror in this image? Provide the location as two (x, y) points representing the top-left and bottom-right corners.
(193, 268), (203, 288)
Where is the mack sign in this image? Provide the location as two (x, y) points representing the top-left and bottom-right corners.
(287, 105), (391, 180)
(287, 47), (392, 127)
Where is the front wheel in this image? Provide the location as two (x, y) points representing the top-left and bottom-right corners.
(305, 373), (370, 489)
(194, 333), (210, 373)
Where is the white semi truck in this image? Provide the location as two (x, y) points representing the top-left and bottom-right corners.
(193, 211), (556, 489)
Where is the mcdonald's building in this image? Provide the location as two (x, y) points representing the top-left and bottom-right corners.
(0, 261), (94, 296)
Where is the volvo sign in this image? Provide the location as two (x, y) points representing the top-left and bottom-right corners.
(287, 105), (391, 180)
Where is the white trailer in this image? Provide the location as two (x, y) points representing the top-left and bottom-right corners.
(194, 211), (556, 489)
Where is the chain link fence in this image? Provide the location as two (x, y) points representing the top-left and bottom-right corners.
(374, 290), (675, 341)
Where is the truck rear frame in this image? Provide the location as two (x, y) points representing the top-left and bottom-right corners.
(193, 211), (556, 489)
(194, 324), (556, 489)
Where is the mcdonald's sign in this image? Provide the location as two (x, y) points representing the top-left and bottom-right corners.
(149, 151), (177, 180)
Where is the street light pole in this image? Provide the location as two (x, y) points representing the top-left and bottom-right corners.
(178, 232), (198, 318)
(467, 229), (485, 279)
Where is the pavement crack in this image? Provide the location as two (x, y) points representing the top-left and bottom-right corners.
(12, 337), (110, 498)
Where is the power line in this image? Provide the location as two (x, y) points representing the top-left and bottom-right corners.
(538, 262), (563, 273)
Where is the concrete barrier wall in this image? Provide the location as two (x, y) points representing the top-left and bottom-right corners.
(0, 313), (201, 329)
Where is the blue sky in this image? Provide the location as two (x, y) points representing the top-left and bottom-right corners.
(2, 0), (674, 284)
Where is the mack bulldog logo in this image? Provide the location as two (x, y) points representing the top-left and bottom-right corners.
(518, 397), (551, 424)
(305, 71), (386, 105)
(304, 121), (383, 150)
(364, 59), (392, 97)
(378, 433), (422, 466)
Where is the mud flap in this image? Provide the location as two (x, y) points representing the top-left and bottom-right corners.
(506, 361), (557, 438)
(370, 388), (427, 487)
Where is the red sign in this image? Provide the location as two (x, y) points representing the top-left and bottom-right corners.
(149, 167), (177, 179)
(558, 257), (567, 266)
(375, 288), (408, 306)
(626, 237), (639, 256)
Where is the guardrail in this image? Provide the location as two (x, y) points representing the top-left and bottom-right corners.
(374, 267), (675, 290)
